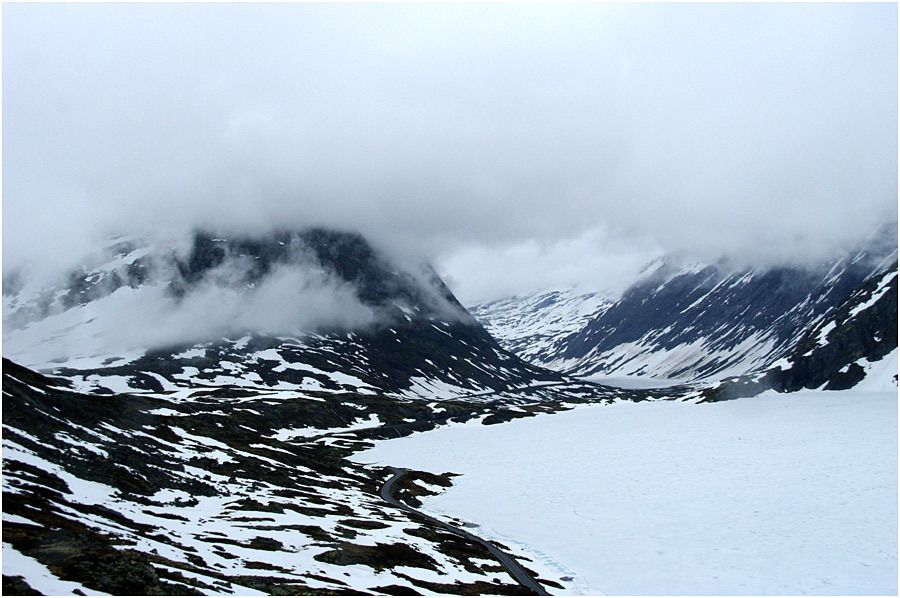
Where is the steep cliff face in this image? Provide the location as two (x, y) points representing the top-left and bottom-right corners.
(698, 263), (898, 402)
(775, 263), (897, 391)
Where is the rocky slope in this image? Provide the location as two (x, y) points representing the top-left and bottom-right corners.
(696, 262), (898, 402)
(472, 232), (898, 385)
(3, 230), (561, 398)
(2, 347), (649, 596)
(2, 358), (593, 596)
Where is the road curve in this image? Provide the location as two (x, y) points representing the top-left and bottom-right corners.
(379, 467), (551, 596)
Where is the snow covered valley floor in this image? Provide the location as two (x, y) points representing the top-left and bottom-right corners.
(355, 390), (898, 595)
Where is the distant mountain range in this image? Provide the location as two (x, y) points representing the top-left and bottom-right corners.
(470, 226), (898, 391)
(468, 290), (611, 366)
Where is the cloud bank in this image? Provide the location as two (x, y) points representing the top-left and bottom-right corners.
(3, 3), (896, 302)
(2, 248), (377, 367)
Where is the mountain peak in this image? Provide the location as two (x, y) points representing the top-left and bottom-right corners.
(3, 227), (559, 397)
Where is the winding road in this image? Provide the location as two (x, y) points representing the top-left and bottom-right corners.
(379, 467), (551, 596)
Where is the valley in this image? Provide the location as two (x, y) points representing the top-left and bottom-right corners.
(4, 5), (896, 595)
(2, 227), (896, 596)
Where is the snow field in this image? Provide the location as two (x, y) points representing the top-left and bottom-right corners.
(356, 389), (898, 595)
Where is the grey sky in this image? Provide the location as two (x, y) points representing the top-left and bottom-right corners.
(3, 3), (897, 304)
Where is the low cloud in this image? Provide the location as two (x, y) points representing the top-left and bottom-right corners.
(438, 227), (663, 305)
(159, 261), (377, 342)
(3, 3), (896, 302)
(2, 249), (377, 367)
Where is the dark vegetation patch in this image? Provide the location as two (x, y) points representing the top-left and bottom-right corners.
(211, 548), (240, 560)
(540, 578), (565, 590)
(248, 536), (285, 551)
(393, 471), (456, 508)
(337, 518), (390, 530)
(243, 561), (294, 573)
(369, 584), (421, 596)
(229, 574), (366, 596)
(402, 526), (498, 575)
(481, 410), (536, 425)
(333, 526), (359, 539)
(314, 542), (440, 572)
(142, 510), (191, 522)
(228, 515), (277, 523)
(2, 575), (41, 596)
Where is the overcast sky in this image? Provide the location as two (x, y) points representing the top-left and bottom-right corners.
(3, 3), (897, 304)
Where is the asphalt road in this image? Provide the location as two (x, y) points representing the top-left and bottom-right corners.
(379, 467), (551, 596)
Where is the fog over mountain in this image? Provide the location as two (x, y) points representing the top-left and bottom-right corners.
(3, 3), (897, 303)
(2, 6), (898, 596)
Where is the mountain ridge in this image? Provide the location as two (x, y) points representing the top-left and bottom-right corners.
(470, 232), (898, 388)
(3, 229), (564, 399)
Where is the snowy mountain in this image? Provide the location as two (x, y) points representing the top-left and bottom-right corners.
(467, 290), (612, 366)
(697, 261), (898, 402)
(3, 229), (562, 398)
(471, 233), (898, 387)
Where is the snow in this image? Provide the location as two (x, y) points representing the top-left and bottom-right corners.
(2, 543), (110, 596)
(550, 329), (777, 383)
(55, 432), (110, 458)
(2, 284), (170, 369)
(269, 414), (381, 441)
(848, 270), (897, 319)
(3, 514), (42, 527)
(468, 289), (612, 365)
(854, 348), (898, 392)
(815, 319), (838, 346)
(355, 390), (897, 595)
(70, 374), (135, 395)
(171, 346), (208, 359)
(147, 407), (184, 417)
(403, 376), (483, 400)
(3, 441), (120, 505)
